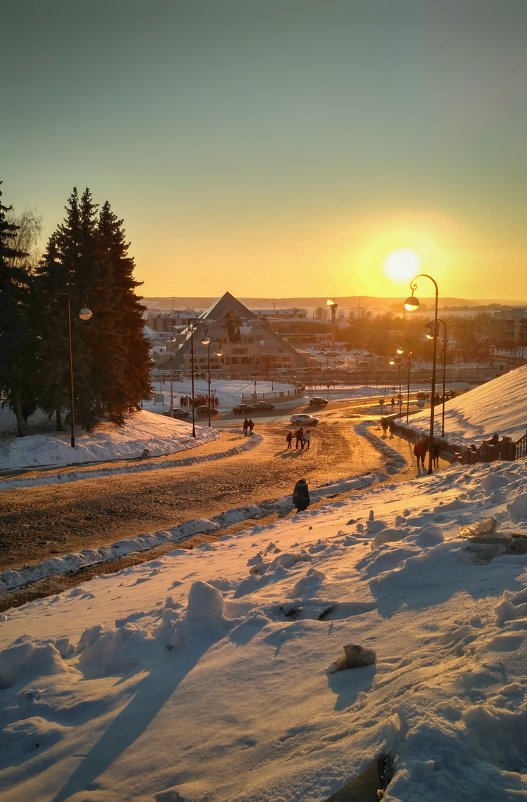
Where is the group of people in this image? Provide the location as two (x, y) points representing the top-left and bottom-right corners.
(179, 394), (218, 408)
(285, 427), (311, 450)
(413, 436), (441, 470)
(381, 418), (395, 438)
(242, 418), (255, 436)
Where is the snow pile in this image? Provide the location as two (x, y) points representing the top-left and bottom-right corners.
(1, 459), (527, 800)
(0, 409), (219, 471)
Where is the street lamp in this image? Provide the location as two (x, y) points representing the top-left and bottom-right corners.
(188, 321), (209, 438)
(389, 357), (402, 416)
(426, 318), (447, 437)
(66, 296), (92, 448)
(396, 345), (413, 424)
(404, 274), (439, 474)
(204, 338), (223, 427)
(169, 355), (174, 417)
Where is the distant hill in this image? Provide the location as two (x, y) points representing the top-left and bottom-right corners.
(144, 296), (526, 310)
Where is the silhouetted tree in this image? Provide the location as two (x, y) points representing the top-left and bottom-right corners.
(0, 183), (35, 435)
(35, 188), (151, 432)
(93, 200), (151, 424)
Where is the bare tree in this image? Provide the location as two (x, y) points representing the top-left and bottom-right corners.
(6, 206), (42, 269)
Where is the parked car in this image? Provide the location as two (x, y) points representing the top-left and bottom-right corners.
(196, 405), (218, 417)
(253, 401), (275, 411)
(290, 413), (319, 425)
(168, 409), (190, 418)
(232, 403), (255, 414)
(308, 397), (328, 407)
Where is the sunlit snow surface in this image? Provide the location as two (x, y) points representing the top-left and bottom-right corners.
(0, 372), (526, 800)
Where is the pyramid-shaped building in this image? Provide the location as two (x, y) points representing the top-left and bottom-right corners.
(167, 291), (309, 377)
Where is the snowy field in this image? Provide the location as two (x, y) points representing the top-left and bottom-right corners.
(1, 459), (526, 801)
(0, 369), (526, 800)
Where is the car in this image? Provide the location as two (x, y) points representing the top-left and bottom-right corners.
(290, 413), (319, 425)
(308, 397), (328, 407)
(253, 401), (275, 411)
(195, 405), (219, 416)
(232, 403), (255, 414)
(167, 408), (190, 418)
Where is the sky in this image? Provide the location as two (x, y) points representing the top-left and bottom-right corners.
(1, 372), (527, 800)
(2, 0), (527, 300)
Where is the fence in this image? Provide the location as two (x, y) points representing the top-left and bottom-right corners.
(387, 417), (527, 465)
(240, 388), (303, 402)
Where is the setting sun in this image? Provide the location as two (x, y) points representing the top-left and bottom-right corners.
(383, 249), (421, 283)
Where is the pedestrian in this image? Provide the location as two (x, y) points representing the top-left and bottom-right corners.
(431, 439), (441, 470)
(243, 417), (249, 436)
(388, 419), (394, 439)
(381, 419), (388, 438)
(248, 419), (254, 436)
(413, 438), (426, 470)
(285, 430), (293, 449)
(390, 397), (395, 409)
(304, 429), (311, 449)
(295, 427), (304, 449)
(292, 477), (310, 512)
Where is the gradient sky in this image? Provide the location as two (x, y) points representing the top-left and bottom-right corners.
(2, 0), (527, 299)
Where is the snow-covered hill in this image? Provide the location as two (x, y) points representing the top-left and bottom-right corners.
(408, 363), (527, 446)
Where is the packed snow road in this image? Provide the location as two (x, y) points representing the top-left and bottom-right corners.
(0, 413), (386, 572)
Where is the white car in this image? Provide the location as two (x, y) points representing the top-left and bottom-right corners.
(290, 413), (319, 425)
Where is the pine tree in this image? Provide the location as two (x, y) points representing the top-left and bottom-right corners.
(0, 183), (35, 436)
(34, 188), (100, 432)
(35, 187), (152, 434)
(33, 232), (71, 430)
(96, 200), (151, 424)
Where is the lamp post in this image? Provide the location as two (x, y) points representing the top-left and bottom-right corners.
(404, 274), (439, 474)
(426, 318), (447, 437)
(396, 345), (412, 424)
(188, 321), (209, 438)
(66, 296), (93, 448)
(169, 355), (174, 416)
(389, 357), (402, 416)
(205, 338), (223, 427)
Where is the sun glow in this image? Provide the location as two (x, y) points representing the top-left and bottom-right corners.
(383, 249), (421, 282)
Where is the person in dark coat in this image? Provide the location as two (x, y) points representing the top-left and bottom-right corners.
(243, 418), (249, 436)
(413, 437), (427, 469)
(293, 478), (310, 512)
(295, 427), (304, 449)
(248, 419), (254, 435)
(431, 439), (441, 469)
(285, 430), (293, 449)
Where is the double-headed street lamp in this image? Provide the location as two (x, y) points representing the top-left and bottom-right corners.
(204, 338), (223, 427)
(404, 274), (439, 474)
(396, 344), (413, 424)
(66, 296), (93, 448)
(389, 356), (402, 416)
(426, 318), (448, 437)
(188, 321), (210, 438)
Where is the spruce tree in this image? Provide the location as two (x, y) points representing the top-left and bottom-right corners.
(35, 187), (151, 434)
(33, 232), (72, 430)
(34, 188), (100, 432)
(0, 183), (35, 436)
(96, 200), (152, 424)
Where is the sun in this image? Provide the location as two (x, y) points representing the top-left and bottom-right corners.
(383, 249), (421, 282)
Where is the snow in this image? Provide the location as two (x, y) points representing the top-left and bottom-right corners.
(405, 363), (527, 446)
(1, 371), (527, 800)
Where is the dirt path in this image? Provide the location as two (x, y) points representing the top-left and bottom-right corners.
(0, 416), (386, 572)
